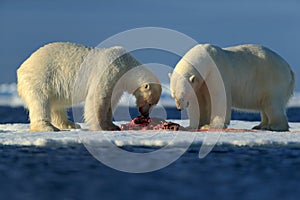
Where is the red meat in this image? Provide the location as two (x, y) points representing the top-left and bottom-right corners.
(120, 116), (181, 131)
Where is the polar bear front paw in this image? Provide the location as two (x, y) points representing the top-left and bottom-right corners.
(185, 126), (199, 131)
(200, 123), (227, 130)
(90, 123), (120, 131)
(200, 124), (211, 130)
(106, 124), (121, 131)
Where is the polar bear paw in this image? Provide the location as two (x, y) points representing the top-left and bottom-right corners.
(184, 125), (199, 131)
(30, 121), (60, 132)
(100, 123), (121, 131)
(53, 121), (81, 130)
(99, 120), (121, 131)
(268, 124), (289, 132)
(252, 123), (289, 132)
(200, 123), (227, 130)
(90, 123), (121, 131)
(106, 124), (121, 131)
(252, 124), (269, 130)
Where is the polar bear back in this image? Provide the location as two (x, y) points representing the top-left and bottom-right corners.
(203, 44), (294, 110)
(17, 42), (130, 104)
(17, 43), (92, 102)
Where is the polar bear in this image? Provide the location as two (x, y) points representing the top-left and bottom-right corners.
(17, 42), (162, 132)
(169, 44), (295, 131)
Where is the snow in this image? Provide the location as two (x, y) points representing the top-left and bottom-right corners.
(1, 120), (300, 148)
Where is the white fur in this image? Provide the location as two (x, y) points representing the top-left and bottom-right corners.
(17, 42), (161, 132)
(169, 44), (295, 131)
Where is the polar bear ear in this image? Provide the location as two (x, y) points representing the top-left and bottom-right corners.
(168, 73), (172, 79)
(189, 75), (196, 83)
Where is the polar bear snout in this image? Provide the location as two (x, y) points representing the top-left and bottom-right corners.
(134, 83), (162, 117)
(175, 97), (189, 111)
(139, 104), (152, 117)
(175, 98), (182, 110)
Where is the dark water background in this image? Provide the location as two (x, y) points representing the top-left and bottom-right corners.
(1, 106), (300, 124)
(1, 106), (300, 200)
(1, 144), (300, 200)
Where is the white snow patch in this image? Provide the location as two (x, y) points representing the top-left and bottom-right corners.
(0, 120), (300, 148)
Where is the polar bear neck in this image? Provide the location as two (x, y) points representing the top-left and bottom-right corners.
(174, 44), (215, 79)
(122, 66), (160, 94)
(81, 47), (159, 97)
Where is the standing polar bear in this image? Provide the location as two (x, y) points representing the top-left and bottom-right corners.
(17, 42), (162, 132)
(169, 44), (295, 131)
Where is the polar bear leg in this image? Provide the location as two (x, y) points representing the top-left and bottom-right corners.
(203, 92), (230, 129)
(225, 94), (232, 127)
(198, 96), (211, 130)
(84, 94), (120, 131)
(264, 102), (289, 131)
(51, 109), (80, 130)
(198, 90), (211, 128)
(100, 106), (121, 131)
(203, 74), (230, 129)
(252, 111), (269, 130)
(187, 106), (200, 129)
(28, 100), (60, 132)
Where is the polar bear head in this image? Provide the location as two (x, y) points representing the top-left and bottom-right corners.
(169, 45), (211, 110)
(133, 83), (162, 117)
(105, 47), (162, 117)
(169, 71), (201, 111)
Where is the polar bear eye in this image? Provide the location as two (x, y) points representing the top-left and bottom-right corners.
(144, 84), (150, 90)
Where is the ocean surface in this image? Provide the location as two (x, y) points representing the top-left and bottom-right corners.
(1, 105), (300, 124)
(2, 144), (300, 200)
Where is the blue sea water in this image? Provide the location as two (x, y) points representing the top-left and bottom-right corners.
(1, 106), (300, 200)
(1, 105), (300, 124)
(1, 142), (300, 200)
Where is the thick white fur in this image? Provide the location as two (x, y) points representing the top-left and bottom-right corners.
(169, 44), (295, 131)
(17, 42), (161, 132)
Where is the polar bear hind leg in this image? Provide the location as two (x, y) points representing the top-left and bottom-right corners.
(265, 108), (289, 132)
(252, 111), (269, 130)
(27, 98), (60, 132)
(263, 99), (289, 131)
